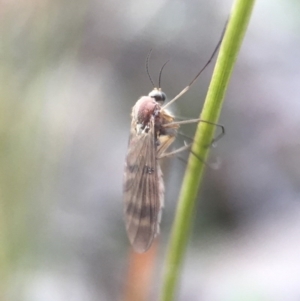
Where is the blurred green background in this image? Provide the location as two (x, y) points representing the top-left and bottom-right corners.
(1, 0), (300, 300)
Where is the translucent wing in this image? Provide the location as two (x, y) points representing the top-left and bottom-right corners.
(123, 116), (164, 253)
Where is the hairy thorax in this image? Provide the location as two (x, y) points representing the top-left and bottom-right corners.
(132, 96), (176, 138)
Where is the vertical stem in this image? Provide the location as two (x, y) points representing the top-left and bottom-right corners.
(160, 1), (256, 300)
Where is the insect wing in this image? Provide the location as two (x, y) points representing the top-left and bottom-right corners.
(123, 117), (163, 253)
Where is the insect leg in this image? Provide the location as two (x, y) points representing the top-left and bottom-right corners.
(163, 118), (225, 147)
(158, 141), (192, 159)
(162, 21), (227, 111)
(160, 141), (220, 169)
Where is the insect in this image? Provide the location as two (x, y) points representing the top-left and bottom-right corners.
(123, 27), (226, 253)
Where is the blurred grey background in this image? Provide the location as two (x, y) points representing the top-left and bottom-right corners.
(1, 0), (300, 300)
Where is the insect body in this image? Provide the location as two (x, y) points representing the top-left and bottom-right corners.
(123, 88), (179, 253)
(123, 22), (226, 253)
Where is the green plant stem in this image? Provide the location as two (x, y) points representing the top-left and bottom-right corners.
(160, 1), (256, 300)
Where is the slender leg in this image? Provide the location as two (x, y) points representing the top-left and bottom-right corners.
(158, 139), (220, 169)
(158, 142), (192, 159)
(164, 119), (225, 147)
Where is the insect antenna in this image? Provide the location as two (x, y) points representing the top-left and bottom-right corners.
(146, 49), (155, 88)
(158, 60), (170, 89)
(163, 20), (228, 110)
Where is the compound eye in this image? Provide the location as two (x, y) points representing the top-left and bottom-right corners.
(148, 90), (166, 103)
(159, 92), (166, 102)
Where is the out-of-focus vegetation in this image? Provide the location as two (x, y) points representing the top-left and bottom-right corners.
(0, 1), (87, 299)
